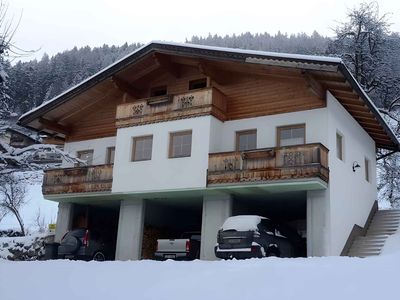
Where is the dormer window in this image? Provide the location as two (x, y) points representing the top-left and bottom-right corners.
(150, 85), (167, 97)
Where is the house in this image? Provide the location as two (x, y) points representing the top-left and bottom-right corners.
(18, 42), (400, 260)
(0, 124), (40, 149)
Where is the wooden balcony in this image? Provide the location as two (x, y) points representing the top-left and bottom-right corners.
(42, 164), (113, 195)
(207, 143), (329, 186)
(115, 87), (227, 128)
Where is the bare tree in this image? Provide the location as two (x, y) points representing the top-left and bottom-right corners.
(0, 173), (27, 235)
(33, 208), (46, 233)
(328, 2), (400, 207)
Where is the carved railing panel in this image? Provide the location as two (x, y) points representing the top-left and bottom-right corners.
(43, 164), (113, 195)
(116, 87), (227, 127)
(207, 143), (329, 185)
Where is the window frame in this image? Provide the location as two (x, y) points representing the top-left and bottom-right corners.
(336, 131), (344, 161)
(365, 157), (370, 182)
(169, 130), (192, 158)
(106, 146), (115, 164)
(131, 135), (153, 162)
(276, 124), (306, 147)
(235, 129), (257, 151)
(150, 85), (167, 97)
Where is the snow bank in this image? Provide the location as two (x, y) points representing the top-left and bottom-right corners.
(221, 215), (266, 231)
(0, 255), (399, 300)
(381, 233), (400, 255)
(0, 233), (47, 260)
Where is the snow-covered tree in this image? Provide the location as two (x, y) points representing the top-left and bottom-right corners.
(0, 173), (27, 235)
(328, 2), (400, 207)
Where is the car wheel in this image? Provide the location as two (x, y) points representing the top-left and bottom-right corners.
(265, 246), (280, 257)
(93, 251), (106, 262)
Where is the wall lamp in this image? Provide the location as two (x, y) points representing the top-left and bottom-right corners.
(352, 161), (361, 172)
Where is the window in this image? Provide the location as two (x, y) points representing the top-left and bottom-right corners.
(150, 85), (167, 97)
(169, 130), (192, 158)
(336, 132), (344, 161)
(189, 78), (207, 90)
(132, 135), (153, 161)
(277, 124), (305, 147)
(77, 150), (94, 165)
(365, 157), (370, 182)
(236, 130), (257, 151)
(106, 147), (115, 164)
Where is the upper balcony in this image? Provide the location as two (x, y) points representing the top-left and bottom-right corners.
(115, 87), (227, 128)
(207, 143), (329, 187)
(42, 164), (113, 196)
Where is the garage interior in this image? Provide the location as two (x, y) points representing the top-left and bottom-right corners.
(231, 190), (307, 257)
(142, 197), (203, 259)
(70, 202), (120, 259)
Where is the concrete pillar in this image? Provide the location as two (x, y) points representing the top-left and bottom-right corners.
(115, 199), (145, 261)
(200, 193), (232, 260)
(55, 202), (74, 243)
(307, 190), (330, 256)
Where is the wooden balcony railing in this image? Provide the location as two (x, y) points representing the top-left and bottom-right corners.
(115, 87), (227, 128)
(207, 143), (329, 185)
(42, 164), (113, 195)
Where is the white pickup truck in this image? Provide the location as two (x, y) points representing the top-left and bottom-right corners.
(154, 232), (201, 260)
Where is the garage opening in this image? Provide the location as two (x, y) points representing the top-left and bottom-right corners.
(142, 198), (203, 260)
(231, 191), (307, 257)
(70, 203), (120, 259)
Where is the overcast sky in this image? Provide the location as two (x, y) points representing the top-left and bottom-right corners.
(8, 0), (400, 62)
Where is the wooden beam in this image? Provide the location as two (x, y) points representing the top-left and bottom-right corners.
(59, 87), (121, 122)
(303, 71), (326, 100)
(353, 115), (379, 125)
(197, 60), (232, 85)
(153, 53), (179, 78)
(112, 76), (141, 99)
(322, 81), (353, 92)
(330, 89), (359, 99)
(39, 118), (71, 135)
(341, 103), (370, 113)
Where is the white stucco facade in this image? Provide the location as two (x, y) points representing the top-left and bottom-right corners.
(62, 136), (116, 167)
(325, 92), (377, 255)
(112, 116), (212, 193)
(56, 92), (379, 259)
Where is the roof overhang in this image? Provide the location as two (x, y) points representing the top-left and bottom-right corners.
(18, 41), (400, 151)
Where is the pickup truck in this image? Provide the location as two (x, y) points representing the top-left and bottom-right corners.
(154, 232), (201, 261)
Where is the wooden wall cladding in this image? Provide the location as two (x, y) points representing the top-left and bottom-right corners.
(65, 66), (326, 142)
(215, 76), (326, 120)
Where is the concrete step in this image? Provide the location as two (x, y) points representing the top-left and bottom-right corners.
(367, 229), (398, 234)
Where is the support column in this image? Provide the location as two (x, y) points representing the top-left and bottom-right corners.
(54, 202), (74, 243)
(200, 193), (232, 260)
(115, 199), (145, 261)
(307, 190), (329, 256)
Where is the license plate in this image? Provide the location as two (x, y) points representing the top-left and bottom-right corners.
(164, 254), (176, 259)
(227, 239), (241, 244)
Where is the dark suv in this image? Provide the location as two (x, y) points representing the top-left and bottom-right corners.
(215, 215), (303, 259)
(58, 229), (113, 261)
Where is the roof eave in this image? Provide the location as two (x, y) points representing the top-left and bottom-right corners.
(337, 63), (400, 151)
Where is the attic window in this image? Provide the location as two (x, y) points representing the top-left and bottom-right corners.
(150, 86), (167, 97)
(189, 78), (207, 90)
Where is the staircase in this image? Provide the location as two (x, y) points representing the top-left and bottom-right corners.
(347, 209), (400, 257)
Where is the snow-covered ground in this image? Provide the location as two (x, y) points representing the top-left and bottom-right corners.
(1, 237), (400, 300)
